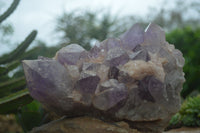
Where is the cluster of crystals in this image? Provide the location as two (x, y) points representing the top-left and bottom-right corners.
(22, 23), (185, 132)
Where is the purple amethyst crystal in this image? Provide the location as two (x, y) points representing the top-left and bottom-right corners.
(93, 79), (128, 111)
(22, 23), (185, 132)
(55, 44), (87, 65)
(100, 38), (122, 51)
(76, 71), (100, 94)
(120, 23), (144, 50)
(105, 47), (129, 66)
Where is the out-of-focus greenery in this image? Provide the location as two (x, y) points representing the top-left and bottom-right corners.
(0, 0), (35, 114)
(56, 10), (128, 50)
(0, 1), (15, 44)
(16, 101), (45, 132)
(169, 95), (200, 128)
(166, 27), (200, 98)
(0, 0), (47, 132)
(0, 23), (14, 44)
(149, 0), (200, 31)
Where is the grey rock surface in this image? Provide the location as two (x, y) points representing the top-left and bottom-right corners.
(30, 116), (139, 133)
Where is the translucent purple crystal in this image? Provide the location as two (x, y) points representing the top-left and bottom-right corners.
(76, 71), (100, 94)
(93, 79), (128, 111)
(120, 23), (144, 50)
(55, 44), (87, 65)
(22, 23), (185, 132)
(105, 47), (129, 66)
(100, 38), (122, 51)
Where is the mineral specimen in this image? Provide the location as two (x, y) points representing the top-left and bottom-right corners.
(22, 23), (185, 132)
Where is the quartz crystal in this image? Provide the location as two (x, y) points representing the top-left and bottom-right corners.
(22, 23), (185, 132)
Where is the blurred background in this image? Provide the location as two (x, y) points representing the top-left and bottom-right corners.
(0, 0), (200, 132)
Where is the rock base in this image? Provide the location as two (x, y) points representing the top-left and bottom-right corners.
(30, 116), (139, 133)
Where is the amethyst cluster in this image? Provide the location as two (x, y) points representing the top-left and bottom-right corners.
(22, 23), (185, 132)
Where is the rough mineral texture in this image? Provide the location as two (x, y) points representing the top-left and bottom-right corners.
(30, 116), (139, 133)
(30, 116), (200, 133)
(22, 23), (185, 132)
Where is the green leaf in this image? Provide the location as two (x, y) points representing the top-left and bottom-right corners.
(6, 60), (20, 72)
(16, 101), (44, 132)
(0, 66), (7, 76)
(0, 77), (26, 98)
(0, 75), (10, 82)
(0, 89), (33, 114)
(0, 0), (20, 23)
(0, 60), (20, 76)
(0, 30), (37, 64)
(169, 95), (200, 127)
(169, 113), (181, 126)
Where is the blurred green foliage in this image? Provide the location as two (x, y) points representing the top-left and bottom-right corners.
(0, 0), (15, 44)
(150, 0), (200, 31)
(16, 101), (45, 132)
(0, 0), (34, 113)
(166, 27), (200, 98)
(169, 95), (200, 127)
(0, 0), (47, 132)
(0, 0), (36, 115)
(56, 10), (127, 50)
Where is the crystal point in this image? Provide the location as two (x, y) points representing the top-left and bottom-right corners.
(55, 44), (86, 65)
(120, 23), (144, 50)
